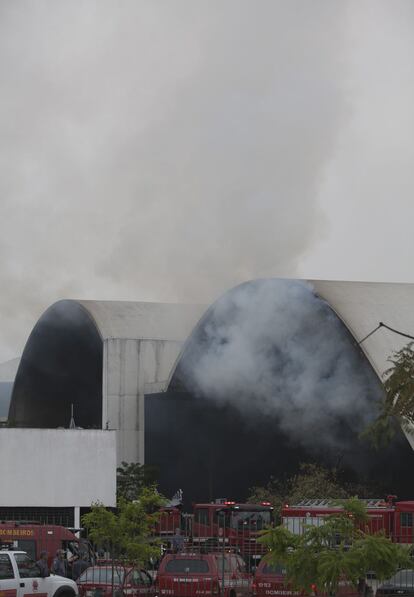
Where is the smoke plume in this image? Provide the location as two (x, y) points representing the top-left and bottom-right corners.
(0, 1), (349, 362)
(1, 1), (413, 364)
(177, 279), (384, 451)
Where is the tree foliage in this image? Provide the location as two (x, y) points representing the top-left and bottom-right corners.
(82, 485), (166, 566)
(248, 464), (377, 518)
(259, 498), (412, 595)
(116, 461), (159, 502)
(362, 343), (414, 448)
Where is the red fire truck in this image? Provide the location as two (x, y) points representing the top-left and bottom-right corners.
(157, 499), (274, 565)
(0, 522), (92, 567)
(157, 506), (182, 536)
(281, 496), (414, 543)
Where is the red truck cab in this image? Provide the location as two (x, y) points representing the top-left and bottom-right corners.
(156, 508), (183, 537)
(192, 501), (273, 565)
(156, 552), (251, 597)
(253, 560), (359, 597)
(253, 560), (296, 597)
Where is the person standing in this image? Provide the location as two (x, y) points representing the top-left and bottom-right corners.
(72, 554), (90, 581)
(171, 528), (184, 553)
(51, 550), (66, 577)
(36, 551), (50, 578)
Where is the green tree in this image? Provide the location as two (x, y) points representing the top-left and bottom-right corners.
(248, 464), (376, 518)
(288, 464), (351, 503)
(259, 498), (412, 595)
(116, 461), (159, 502)
(82, 485), (166, 566)
(363, 343), (414, 448)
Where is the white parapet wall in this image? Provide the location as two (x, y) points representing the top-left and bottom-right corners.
(0, 428), (117, 507)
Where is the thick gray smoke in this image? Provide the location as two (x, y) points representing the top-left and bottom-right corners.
(0, 1), (349, 362)
(1, 1), (414, 364)
(178, 279), (383, 451)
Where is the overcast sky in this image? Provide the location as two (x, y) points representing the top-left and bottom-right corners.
(0, 0), (413, 363)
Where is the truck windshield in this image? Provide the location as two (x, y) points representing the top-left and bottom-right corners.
(78, 567), (125, 585)
(262, 563), (286, 575)
(215, 510), (271, 530)
(14, 553), (41, 579)
(165, 559), (210, 573)
(231, 511), (271, 531)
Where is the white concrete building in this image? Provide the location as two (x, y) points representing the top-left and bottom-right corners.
(0, 428), (116, 524)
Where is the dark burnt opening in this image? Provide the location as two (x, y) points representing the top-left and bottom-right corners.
(146, 280), (414, 505)
(146, 390), (414, 506)
(9, 300), (102, 428)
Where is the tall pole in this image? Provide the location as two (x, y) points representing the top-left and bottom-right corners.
(221, 512), (225, 595)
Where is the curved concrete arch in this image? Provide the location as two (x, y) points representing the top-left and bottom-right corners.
(311, 280), (414, 379)
(311, 280), (414, 449)
(7, 279), (414, 487)
(167, 278), (385, 427)
(9, 298), (206, 463)
(167, 279), (414, 395)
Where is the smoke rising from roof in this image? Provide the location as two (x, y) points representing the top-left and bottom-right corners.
(176, 279), (383, 452)
(0, 1), (348, 362)
(1, 2), (413, 364)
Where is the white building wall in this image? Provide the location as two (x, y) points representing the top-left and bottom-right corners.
(0, 429), (117, 507)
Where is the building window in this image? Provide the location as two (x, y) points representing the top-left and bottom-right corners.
(400, 513), (413, 527)
(0, 507), (74, 526)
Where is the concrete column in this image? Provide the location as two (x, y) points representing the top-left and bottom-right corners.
(74, 507), (80, 537)
(102, 341), (109, 430)
(138, 391), (145, 464)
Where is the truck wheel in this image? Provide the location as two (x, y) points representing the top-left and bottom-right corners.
(53, 590), (76, 597)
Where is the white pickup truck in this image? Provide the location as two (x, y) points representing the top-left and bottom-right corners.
(0, 551), (78, 597)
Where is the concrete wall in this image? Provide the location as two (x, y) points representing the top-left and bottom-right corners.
(311, 281), (414, 376)
(312, 281), (414, 449)
(103, 338), (183, 464)
(0, 429), (117, 507)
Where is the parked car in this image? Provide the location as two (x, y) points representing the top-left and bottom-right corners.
(77, 565), (154, 597)
(253, 559), (360, 597)
(156, 552), (251, 597)
(376, 570), (414, 597)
